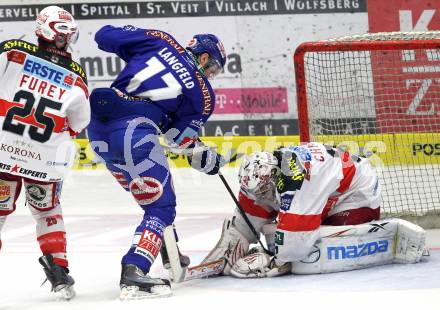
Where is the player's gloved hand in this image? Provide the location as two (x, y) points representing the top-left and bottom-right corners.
(230, 247), (291, 278)
(187, 143), (224, 175)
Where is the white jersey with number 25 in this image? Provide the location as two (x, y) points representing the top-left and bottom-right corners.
(0, 39), (90, 181)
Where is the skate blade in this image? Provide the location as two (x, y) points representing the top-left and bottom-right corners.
(54, 285), (76, 300)
(119, 286), (172, 300)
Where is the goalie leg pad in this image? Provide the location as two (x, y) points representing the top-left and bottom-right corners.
(201, 217), (250, 275)
(290, 219), (426, 274)
(394, 219), (426, 264)
(291, 219), (396, 274)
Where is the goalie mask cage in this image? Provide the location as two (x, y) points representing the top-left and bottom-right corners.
(294, 31), (440, 228)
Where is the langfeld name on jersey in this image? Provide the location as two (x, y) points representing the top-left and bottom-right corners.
(158, 47), (194, 89)
(20, 54), (73, 100)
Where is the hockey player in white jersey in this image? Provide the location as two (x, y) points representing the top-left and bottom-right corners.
(202, 143), (426, 278)
(0, 6), (89, 299)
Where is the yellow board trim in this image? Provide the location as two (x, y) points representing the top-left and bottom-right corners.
(73, 133), (440, 170)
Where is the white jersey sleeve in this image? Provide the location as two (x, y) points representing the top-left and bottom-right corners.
(0, 39), (90, 181)
(274, 142), (380, 263)
(66, 86), (90, 134)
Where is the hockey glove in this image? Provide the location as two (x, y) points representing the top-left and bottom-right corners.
(188, 143), (224, 175)
(230, 247), (291, 278)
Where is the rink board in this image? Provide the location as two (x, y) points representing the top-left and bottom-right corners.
(72, 133), (440, 169)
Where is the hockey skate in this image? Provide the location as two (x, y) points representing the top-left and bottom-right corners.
(39, 254), (75, 300)
(119, 264), (172, 300)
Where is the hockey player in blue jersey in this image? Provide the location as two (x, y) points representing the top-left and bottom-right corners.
(87, 25), (226, 299)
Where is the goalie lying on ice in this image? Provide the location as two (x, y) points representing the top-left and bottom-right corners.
(202, 143), (427, 278)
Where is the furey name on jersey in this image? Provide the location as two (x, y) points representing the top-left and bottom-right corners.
(1, 39), (88, 99)
(19, 54), (72, 100)
(0, 163), (47, 179)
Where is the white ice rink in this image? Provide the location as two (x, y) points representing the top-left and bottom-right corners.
(1, 168), (439, 310)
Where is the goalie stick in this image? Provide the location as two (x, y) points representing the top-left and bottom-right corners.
(163, 226), (226, 283)
(187, 138), (272, 255)
(217, 171), (273, 255)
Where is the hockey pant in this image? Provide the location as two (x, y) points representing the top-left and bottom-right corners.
(0, 172), (68, 267)
(88, 117), (176, 273)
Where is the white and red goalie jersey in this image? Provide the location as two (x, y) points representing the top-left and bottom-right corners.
(236, 142), (381, 263)
(0, 39), (89, 181)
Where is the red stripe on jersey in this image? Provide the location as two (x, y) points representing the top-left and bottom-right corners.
(321, 196), (339, 221)
(239, 191), (277, 219)
(277, 212), (321, 232)
(336, 151), (356, 194)
(75, 76), (89, 98)
(0, 99), (67, 133)
(323, 207), (380, 226)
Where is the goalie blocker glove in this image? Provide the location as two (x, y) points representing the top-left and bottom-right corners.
(187, 142), (225, 175)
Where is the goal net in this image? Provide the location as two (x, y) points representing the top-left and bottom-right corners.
(294, 31), (440, 227)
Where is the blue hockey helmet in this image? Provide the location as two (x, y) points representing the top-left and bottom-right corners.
(187, 34), (226, 78)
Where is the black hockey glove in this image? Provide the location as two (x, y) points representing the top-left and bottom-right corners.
(187, 144), (224, 175)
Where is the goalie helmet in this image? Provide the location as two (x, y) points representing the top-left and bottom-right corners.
(187, 34), (226, 78)
(35, 6), (79, 49)
(238, 152), (280, 196)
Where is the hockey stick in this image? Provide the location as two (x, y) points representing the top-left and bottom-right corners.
(163, 226), (226, 283)
(217, 170), (273, 255)
(182, 258), (226, 281)
(191, 138), (272, 255)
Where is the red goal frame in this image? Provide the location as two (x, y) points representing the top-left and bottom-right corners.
(294, 39), (440, 142)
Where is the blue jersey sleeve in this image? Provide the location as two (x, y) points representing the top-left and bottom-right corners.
(94, 25), (216, 150)
(164, 80), (215, 149)
(95, 25), (155, 62)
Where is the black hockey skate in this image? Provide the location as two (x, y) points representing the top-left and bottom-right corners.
(119, 264), (172, 300)
(38, 254), (75, 300)
(160, 245), (190, 269)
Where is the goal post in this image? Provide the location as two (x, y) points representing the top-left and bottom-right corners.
(294, 32), (440, 228)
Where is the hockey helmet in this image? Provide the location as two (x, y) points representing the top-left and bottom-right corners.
(187, 34), (226, 78)
(238, 152), (280, 195)
(36, 6), (78, 48)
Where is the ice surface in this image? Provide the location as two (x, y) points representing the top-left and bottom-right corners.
(1, 169), (439, 310)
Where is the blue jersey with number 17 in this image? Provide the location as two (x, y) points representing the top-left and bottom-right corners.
(94, 25), (215, 147)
